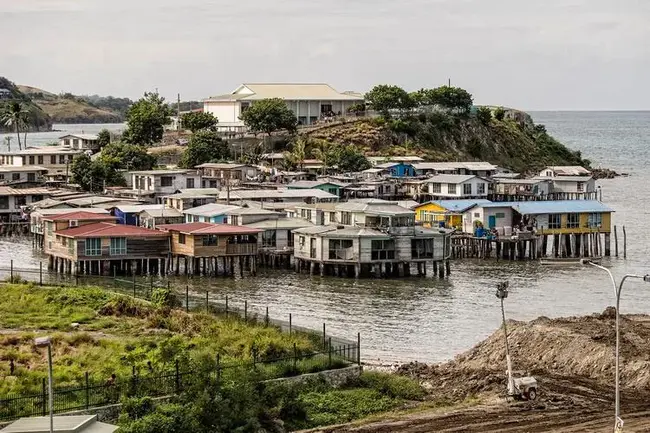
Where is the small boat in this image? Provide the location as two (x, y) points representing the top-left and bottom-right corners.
(540, 257), (602, 266)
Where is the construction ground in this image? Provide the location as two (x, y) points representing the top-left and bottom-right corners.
(305, 308), (650, 432)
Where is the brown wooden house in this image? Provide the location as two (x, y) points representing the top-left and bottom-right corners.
(157, 222), (261, 276)
(45, 221), (170, 276)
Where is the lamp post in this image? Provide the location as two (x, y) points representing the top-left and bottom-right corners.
(581, 260), (650, 432)
(35, 336), (53, 433)
(495, 281), (515, 396)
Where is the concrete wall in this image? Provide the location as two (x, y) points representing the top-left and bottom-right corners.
(204, 101), (241, 124)
(264, 365), (362, 388)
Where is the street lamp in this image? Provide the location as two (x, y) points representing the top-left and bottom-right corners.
(495, 281), (515, 396)
(35, 336), (54, 433)
(581, 260), (650, 432)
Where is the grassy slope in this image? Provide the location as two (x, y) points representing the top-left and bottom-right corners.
(18, 85), (122, 124)
(306, 115), (587, 173)
(0, 284), (318, 395)
(0, 78), (52, 132)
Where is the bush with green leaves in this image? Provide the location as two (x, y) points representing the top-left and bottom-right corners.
(150, 288), (181, 309)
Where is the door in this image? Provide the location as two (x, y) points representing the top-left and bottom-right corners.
(488, 215), (497, 229)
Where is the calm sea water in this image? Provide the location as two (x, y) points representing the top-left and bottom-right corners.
(0, 123), (125, 152)
(1, 114), (649, 364)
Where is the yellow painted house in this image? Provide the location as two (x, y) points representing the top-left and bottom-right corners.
(414, 200), (491, 229)
(511, 200), (613, 235)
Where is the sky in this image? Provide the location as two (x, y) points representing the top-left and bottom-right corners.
(1, 0), (649, 110)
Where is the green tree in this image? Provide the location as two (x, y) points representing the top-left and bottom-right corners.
(1, 101), (28, 150)
(122, 92), (172, 145)
(428, 86), (473, 113)
(283, 138), (307, 171)
(179, 130), (230, 168)
(324, 144), (370, 173)
(181, 111), (218, 133)
(100, 141), (156, 171)
(239, 98), (298, 136)
(365, 85), (413, 117)
(70, 153), (125, 192)
(97, 129), (111, 148)
(476, 107), (492, 125)
(494, 106), (506, 121)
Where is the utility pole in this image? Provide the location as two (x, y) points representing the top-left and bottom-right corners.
(177, 93), (181, 134)
(448, 78), (451, 86)
(496, 281), (515, 396)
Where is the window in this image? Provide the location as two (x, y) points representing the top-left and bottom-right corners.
(12, 173), (20, 181)
(59, 155), (66, 164)
(463, 184), (472, 195)
(202, 235), (218, 246)
(46, 221), (53, 235)
(287, 231), (294, 247)
(160, 176), (173, 187)
(192, 215), (199, 222)
(29, 156), (35, 165)
(230, 215), (239, 225)
(240, 102), (250, 113)
(27, 173), (35, 182)
(371, 239), (396, 260)
(321, 104), (333, 113)
(85, 238), (102, 256)
(32, 195), (43, 202)
(477, 183), (486, 194)
(0, 174), (4, 180)
(310, 238), (317, 258)
(411, 238), (434, 259)
(38, 156), (43, 164)
(299, 236), (305, 247)
(50, 155), (56, 164)
(430, 183), (441, 194)
(495, 212), (505, 219)
(14, 196), (26, 207)
(588, 213), (603, 228)
(73, 139), (79, 147)
(448, 183), (457, 194)
(567, 213), (579, 229)
(178, 233), (186, 244)
(328, 239), (353, 260)
(474, 212), (480, 218)
(186, 178), (195, 188)
(262, 230), (277, 247)
(548, 214), (562, 229)
(110, 238), (126, 256)
(341, 212), (352, 225)
(577, 182), (584, 192)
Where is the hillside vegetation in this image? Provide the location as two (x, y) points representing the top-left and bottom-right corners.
(18, 85), (125, 124)
(0, 78), (52, 132)
(305, 113), (588, 174)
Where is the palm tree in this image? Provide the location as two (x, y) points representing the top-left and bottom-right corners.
(284, 137), (307, 171)
(309, 138), (334, 176)
(1, 102), (28, 150)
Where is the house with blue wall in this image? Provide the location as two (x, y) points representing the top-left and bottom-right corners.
(111, 204), (164, 226)
(374, 162), (416, 177)
(183, 203), (240, 223)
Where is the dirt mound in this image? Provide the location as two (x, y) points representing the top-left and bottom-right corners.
(399, 310), (650, 398)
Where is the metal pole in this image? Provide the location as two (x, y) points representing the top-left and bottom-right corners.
(501, 297), (515, 396)
(40, 262), (43, 286)
(47, 344), (53, 433)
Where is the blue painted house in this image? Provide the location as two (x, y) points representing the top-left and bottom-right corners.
(111, 204), (164, 226)
(375, 162), (416, 177)
(183, 203), (240, 223)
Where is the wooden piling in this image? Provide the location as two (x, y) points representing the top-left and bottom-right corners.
(614, 225), (619, 257)
(622, 226), (627, 259)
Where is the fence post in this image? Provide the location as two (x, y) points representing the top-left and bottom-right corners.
(265, 307), (269, 327)
(328, 337), (332, 368)
(39, 262), (43, 286)
(41, 377), (47, 416)
(175, 359), (180, 393)
(244, 300), (248, 322)
(289, 313), (292, 336)
(322, 323), (326, 349)
(225, 295), (229, 317)
(205, 291), (209, 313)
(113, 266), (116, 281)
(357, 332), (361, 366)
(185, 285), (189, 313)
(293, 343), (297, 370)
(10, 259), (13, 283)
(85, 372), (90, 409)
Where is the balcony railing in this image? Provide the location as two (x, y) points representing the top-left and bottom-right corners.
(225, 243), (257, 255)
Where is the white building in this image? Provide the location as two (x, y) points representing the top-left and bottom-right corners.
(59, 134), (99, 151)
(414, 162), (498, 177)
(0, 166), (48, 185)
(538, 166), (592, 178)
(423, 175), (489, 199)
(462, 202), (515, 234)
(203, 83), (364, 128)
(125, 169), (201, 203)
(536, 166), (596, 197)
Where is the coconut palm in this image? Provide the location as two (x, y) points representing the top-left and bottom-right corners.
(284, 137), (307, 171)
(1, 102), (28, 150)
(309, 138), (336, 176)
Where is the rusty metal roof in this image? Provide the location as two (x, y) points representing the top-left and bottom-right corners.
(56, 222), (170, 238)
(157, 222), (262, 235)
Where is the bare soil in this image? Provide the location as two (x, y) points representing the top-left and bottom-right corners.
(306, 310), (650, 432)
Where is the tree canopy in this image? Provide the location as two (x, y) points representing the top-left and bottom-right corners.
(122, 92), (172, 145)
(100, 141), (156, 171)
(179, 130), (230, 168)
(97, 129), (111, 148)
(181, 111), (218, 133)
(476, 107), (492, 125)
(365, 85), (413, 116)
(239, 98), (298, 136)
(426, 86), (473, 113)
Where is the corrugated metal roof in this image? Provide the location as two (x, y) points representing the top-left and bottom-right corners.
(128, 169), (196, 176)
(545, 166), (592, 176)
(56, 222), (169, 238)
(422, 174), (477, 184)
(414, 162), (497, 171)
(158, 222), (261, 235)
(183, 203), (240, 217)
(293, 225), (391, 238)
(45, 211), (116, 222)
(111, 204), (164, 214)
(32, 207), (109, 217)
(58, 134), (99, 141)
(196, 163), (251, 169)
(511, 200), (613, 215)
(139, 208), (183, 218)
(245, 218), (314, 230)
(288, 180), (345, 188)
(4, 146), (83, 155)
(0, 187), (52, 196)
(422, 199), (492, 212)
(208, 83), (364, 101)
(335, 199), (413, 215)
(367, 156), (424, 163)
(220, 189), (338, 200)
(0, 165), (48, 173)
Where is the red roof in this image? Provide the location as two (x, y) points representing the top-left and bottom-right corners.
(157, 222), (261, 235)
(45, 211), (116, 222)
(56, 222), (170, 238)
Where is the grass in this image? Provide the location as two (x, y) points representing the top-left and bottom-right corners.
(0, 283), (329, 396)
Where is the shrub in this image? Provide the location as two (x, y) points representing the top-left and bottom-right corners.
(300, 388), (396, 426)
(151, 288), (181, 309)
(354, 371), (425, 400)
(476, 106), (492, 125)
(99, 296), (151, 318)
(494, 107), (506, 121)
